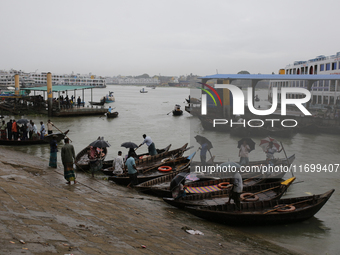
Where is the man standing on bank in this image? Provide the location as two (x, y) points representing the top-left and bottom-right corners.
(138, 134), (157, 155)
(126, 154), (138, 188)
(61, 138), (76, 185)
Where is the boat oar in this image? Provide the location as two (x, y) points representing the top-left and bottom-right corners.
(280, 141), (294, 177)
(52, 124), (72, 142)
(166, 110), (173, 115)
(208, 149), (215, 164)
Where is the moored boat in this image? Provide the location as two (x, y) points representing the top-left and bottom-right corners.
(0, 130), (68, 146)
(163, 177), (295, 209)
(185, 189), (334, 225)
(172, 104), (183, 116)
(109, 151), (194, 186)
(106, 111), (119, 118)
(136, 171), (270, 198)
(101, 144), (172, 174)
(89, 101), (105, 106)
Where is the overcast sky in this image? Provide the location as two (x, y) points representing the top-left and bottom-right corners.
(1, 0), (339, 77)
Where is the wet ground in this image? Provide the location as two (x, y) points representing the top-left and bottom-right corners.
(0, 147), (301, 255)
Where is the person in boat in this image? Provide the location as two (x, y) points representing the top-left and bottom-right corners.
(239, 140), (250, 165)
(88, 146), (103, 177)
(0, 120), (6, 140)
(227, 171), (243, 211)
(61, 138), (76, 185)
(31, 122), (38, 140)
(12, 119), (18, 140)
(27, 120), (33, 139)
(47, 119), (54, 134)
(113, 151), (124, 175)
(139, 134), (157, 156)
(108, 106), (112, 114)
(40, 121), (46, 140)
(174, 104), (181, 111)
(266, 142), (282, 165)
(6, 119), (12, 140)
(20, 123), (28, 141)
(127, 148), (138, 160)
(49, 135), (58, 168)
(126, 155), (138, 188)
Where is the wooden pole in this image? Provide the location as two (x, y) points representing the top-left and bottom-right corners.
(280, 141), (294, 177)
(52, 123), (72, 142)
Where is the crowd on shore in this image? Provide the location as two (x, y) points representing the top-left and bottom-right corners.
(0, 119), (54, 141)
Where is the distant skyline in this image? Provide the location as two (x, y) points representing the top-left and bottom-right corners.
(1, 0), (339, 77)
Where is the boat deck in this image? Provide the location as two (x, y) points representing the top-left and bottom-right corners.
(52, 106), (107, 117)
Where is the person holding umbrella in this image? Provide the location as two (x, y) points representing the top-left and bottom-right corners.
(194, 135), (214, 166)
(266, 141), (282, 164)
(239, 140), (250, 165)
(121, 142), (138, 160)
(237, 138), (255, 166)
(138, 134), (157, 156)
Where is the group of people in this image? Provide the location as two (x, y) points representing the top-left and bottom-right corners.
(0, 119), (55, 141)
(111, 134), (157, 188)
(53, 95), (83, 109)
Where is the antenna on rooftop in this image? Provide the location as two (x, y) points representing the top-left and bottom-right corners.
(216, 69), (218, 74)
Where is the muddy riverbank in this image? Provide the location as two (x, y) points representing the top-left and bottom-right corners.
(0, 146), (301, 254)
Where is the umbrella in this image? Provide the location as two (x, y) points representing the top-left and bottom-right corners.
(17, 119), (29, 124)
(89, 137), (111, 148)
(259, 136), (280, 152)
(170, 172), (189, 191)
(237, 137), (256, 152)
(121, 142), (138, 149)
(194, 135), (213, 150)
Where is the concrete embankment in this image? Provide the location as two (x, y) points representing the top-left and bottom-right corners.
(0, 147), (300, 254)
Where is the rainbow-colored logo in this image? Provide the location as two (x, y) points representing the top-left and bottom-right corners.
(197, 82), (223, 106)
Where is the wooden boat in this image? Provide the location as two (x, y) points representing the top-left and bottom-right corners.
(172, 109), (183, 116)
(267, 127), (295, 138)
(108, 150), (193, 186)
(136, 171), (271, 198)
(89, 101), (105, 106)
(0, 130), (68, 146)
(101, 144), (172, 174)
(185, 189), (334, 225)
(230, 127), (250, 137)
(75, 146), (108, 171)
(106, 111), (119, 118)
(163, 177), (295, 208)
(140, 88), (148, 93)
(201, 154), (295, 181)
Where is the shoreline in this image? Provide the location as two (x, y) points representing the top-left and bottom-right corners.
(0, 146), (301, 254)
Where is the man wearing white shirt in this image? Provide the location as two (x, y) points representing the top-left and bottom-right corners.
(139, 134), (157, 155)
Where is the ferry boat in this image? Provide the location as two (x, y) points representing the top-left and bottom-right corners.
(269, 52), (340, 108)
(0, 70), (106, 88)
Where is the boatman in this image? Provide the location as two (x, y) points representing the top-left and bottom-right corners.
(108, 106), (112, 113)
(126, 154), (138, 188)
(227, 171), (243, 211)
(138, 134), (157, 156)
(47, 119), (54, 134)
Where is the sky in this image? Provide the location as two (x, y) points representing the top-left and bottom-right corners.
(1, 0), (340, 77)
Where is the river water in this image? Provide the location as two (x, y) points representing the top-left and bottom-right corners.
(6, 85), (340, 254)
